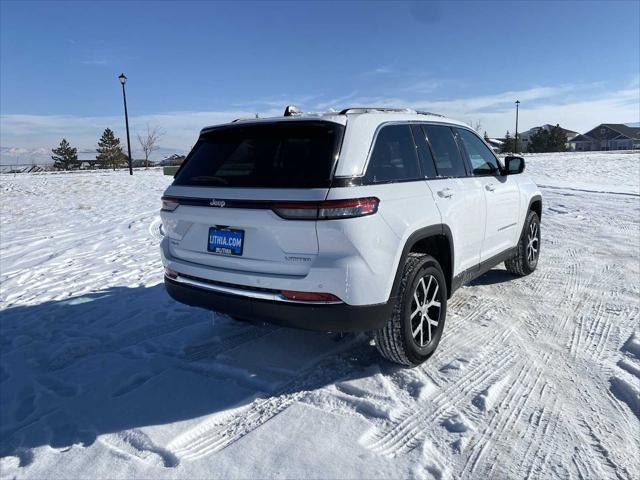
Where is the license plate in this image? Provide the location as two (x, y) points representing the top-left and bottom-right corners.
(207, 228), (244, 256)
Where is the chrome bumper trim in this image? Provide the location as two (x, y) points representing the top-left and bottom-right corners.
(167, 274), (343, 305)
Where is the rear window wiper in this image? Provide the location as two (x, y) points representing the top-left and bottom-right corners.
(188, 176), (229, 185)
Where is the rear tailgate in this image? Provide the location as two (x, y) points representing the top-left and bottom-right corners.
(162, 187), (327, 276)
(161, 120), (344, 277)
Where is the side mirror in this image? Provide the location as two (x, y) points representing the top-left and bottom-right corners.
(504, 155), (525, 175)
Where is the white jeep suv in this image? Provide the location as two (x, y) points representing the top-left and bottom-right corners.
(160, 107), (542, 366)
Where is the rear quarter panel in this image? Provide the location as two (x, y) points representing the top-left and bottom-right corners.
(320, 182), (442, 305)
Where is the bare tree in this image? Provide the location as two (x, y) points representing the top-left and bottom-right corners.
(470, 119), (483, 133)
(137, 124), (164, 169)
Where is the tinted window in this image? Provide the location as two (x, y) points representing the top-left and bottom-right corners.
(411, 124), (437, 178)
(174, 121), (344, 188)
(455, 128), (500, 175)
(364, 124), (421, 183)
(423, 125), (467, 177)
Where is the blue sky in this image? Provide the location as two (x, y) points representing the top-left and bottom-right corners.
(1, 0), (639, 159)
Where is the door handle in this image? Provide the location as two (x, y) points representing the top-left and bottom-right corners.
(485, 183), (496, 192)
(438, 187), (454, 198)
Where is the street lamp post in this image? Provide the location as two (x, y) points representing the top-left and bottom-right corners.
(118, 73), (133, 175)
(514, 100), (520, 154)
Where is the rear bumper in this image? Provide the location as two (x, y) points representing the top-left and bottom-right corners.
(164, 276), (391, 332)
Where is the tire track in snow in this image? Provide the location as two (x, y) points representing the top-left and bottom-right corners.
(575, 414), (633, 480)
(461, 354), (547, 478)
(168, 338), (373, 461)
(360, 296), (520, 458)
(363, 341), (516, 457)
(517, 392), (557, 478)
(578, 300), (606, 358)
(437, 294), (507, 347)
(510, 298), (636, 479)
(570, 299), (622, 362)
(528, 268), (552, 296)
(183, 324), (280, 362)
(561, 261), (586, 306)
(98, 323), (287, 464)
(523, 399), (562, 480)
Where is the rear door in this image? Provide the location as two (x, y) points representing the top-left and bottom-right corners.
(161, 121), (344, 276)
(417, 124), (486, 276)
(454, 127), (520, 261)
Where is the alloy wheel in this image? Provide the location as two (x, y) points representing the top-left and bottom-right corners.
(410, 275), (441, 347)
(527, 221), (539, 264)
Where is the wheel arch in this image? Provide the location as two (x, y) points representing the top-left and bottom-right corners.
(390, 225), (455, 300)
(528, 194), (542, 220)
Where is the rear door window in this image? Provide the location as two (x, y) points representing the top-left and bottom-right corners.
(174, 121), (344, 188)
(455, 128), (501, 176)
(364, 124), (421, 183)
(422, 125), (467, 178)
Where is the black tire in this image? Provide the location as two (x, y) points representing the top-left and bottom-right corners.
(505, 210), (541, 276)
(374, 254), (447, 367)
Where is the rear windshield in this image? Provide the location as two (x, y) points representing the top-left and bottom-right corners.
(174, 121), (344, 188)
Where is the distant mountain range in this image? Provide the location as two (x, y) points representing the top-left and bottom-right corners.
(0, 145), (187, 166)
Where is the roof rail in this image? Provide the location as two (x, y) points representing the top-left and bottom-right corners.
(339, 107), (416, 115)
(416, 110), (445, 118)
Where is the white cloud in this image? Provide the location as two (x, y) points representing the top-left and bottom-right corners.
(329, 82), (639, 136)
(2, 80), (638, 163)
(1, 109), (278, 160)
(401, 79), (441, 94)
(434, 85), (639, 136)
(232, 94), (322, 109)
(362, 66), (393, 76)
(314, 91), (360, 111)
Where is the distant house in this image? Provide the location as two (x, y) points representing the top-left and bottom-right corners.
(569, 124), (640, 151)
(78, 159), (104, 170)
(132, 159), (153, 168)
(159, 154), (186, 166)
(518, 124), (578, 151)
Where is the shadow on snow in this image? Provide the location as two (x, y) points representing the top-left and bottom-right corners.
(0, 284), (381, 461)
(468, 268), (516, 287)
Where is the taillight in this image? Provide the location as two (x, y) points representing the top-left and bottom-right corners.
(280, 290), (341, 302)
(272, 197), (379, 220)
(164, 267), (178, 279)
(161, 197), (179, 212)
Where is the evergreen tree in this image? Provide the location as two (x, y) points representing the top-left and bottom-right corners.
(526, 125), (568, 153)
(527, 128), (550, 153)
(547, 124), (568, 152)
(96, 128), (125, 170)
(483, 131), (490, 142)
(51, 138), (78, 170)
(501, 131), (516, 153)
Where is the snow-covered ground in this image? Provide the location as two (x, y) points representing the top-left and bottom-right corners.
(1, 152), (639, 479)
